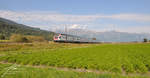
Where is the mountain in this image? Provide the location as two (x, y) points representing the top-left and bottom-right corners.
(95, 31), (150, 42)
(55, 28), (150, 42)
(0, 17), (54, 40)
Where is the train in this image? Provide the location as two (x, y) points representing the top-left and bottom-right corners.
(53, 33), (97, 43)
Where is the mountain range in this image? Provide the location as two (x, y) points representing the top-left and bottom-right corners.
(55, 28), (150, 42)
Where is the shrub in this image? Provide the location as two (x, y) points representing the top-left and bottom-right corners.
(0, 34), (5, 40)
(26, 35), (47, 42)
(10, 34), (29, 43)
(143, 38), (148, 42)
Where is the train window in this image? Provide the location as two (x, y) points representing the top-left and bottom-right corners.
(77, 38), (80, 40)
(62, 36), (66, 39)
(59, 36), (61, 39)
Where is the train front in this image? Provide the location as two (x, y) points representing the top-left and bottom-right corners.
(53, 34), (61, 42)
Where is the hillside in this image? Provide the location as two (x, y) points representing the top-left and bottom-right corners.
(0, 17), (54, 40)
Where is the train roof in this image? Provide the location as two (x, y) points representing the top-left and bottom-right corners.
(62, 34), (82, 38)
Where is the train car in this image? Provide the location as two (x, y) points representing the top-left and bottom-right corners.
(53, 33), (95, 43)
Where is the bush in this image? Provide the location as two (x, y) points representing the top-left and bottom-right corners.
(26, 35), (47, 42)
(10, 34), (47, 43)
(0, 34), (5, 40)
(143, 38), (148, 42)
(10, 34), (29, 43)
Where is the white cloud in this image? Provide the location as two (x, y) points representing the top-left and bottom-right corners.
(69, 24), (87, 29)
(1, 10), (150, 23)
(0, 10), (150, 33)
(105, 14), (150, 22)
(0, 10), (99, 22)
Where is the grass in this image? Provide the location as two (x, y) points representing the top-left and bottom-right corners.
(0, 40), (11, 43)
(0, 42), (150, 78)
(0, 63), (148, 78)
(0, 42), (90, 51)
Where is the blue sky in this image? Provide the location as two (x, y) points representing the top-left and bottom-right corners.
(0, 0), (150, 33)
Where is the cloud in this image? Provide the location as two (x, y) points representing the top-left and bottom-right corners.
(0, 10), (150, 33)
(0, 10), (99, 23)
(69, 24), (87, 29)
(1, 10), (150, 23)
(105, 14), (150, 22)
(48, 24), (88, 32)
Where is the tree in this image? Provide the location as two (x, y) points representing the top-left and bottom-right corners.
(0, 34), (5, 40)
(143, 38), (148, 42)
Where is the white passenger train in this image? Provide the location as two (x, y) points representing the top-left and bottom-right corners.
(53, 33), (96, 43)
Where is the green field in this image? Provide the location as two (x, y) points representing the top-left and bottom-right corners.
(0, 63), (148, 78)
(0, 42), (150, 78)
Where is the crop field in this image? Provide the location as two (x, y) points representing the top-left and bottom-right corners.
(0, 42), (150, 78)
(0, 63), (147, 78)
(1, 63), (149, 78)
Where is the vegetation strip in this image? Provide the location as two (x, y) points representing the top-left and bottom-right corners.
(0, 61), (150, 77)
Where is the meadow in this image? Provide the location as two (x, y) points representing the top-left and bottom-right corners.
(0, 42), (150, 78)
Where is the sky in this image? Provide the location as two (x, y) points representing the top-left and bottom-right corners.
(0, 0), (150, 33)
